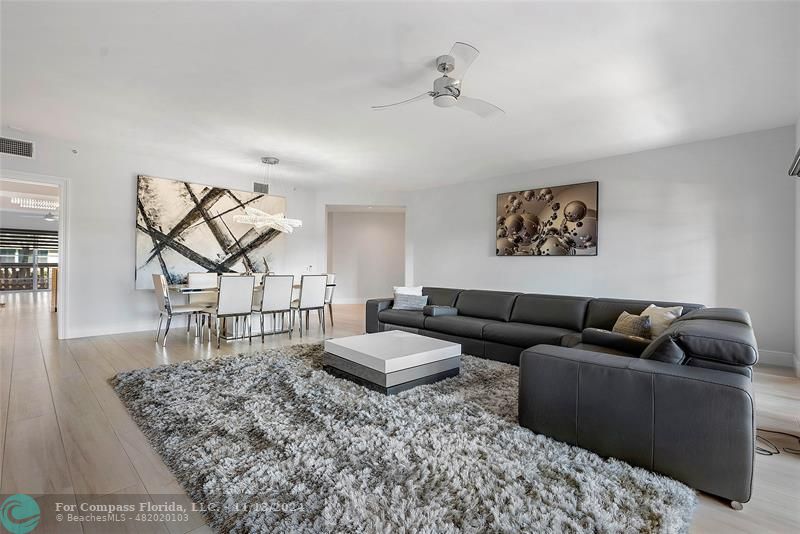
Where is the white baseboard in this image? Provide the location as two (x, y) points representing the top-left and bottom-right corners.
(757, 349), (795, 369)
(65, 321), (155, 339)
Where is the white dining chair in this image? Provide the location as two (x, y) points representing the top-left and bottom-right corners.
(207, 275), (256, 348)
(324, 273), (336, 327)
(291, 274), (327, 338)
(152, 274), (209, 347)
(187, 272), (218, 334)
(253, 274), (294, 341)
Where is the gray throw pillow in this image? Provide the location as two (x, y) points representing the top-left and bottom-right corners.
(612, 311), (652, 338)
(393, 294), (429, 311)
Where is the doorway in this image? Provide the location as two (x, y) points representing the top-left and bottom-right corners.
(0, 174), (68, 338)
(326, 205), (405, 303)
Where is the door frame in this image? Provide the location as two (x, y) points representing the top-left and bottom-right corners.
(1, 169), (70, 339)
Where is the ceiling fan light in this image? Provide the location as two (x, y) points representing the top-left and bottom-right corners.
(433, 94), (457, 108)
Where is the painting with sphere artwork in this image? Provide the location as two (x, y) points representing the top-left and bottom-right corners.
(496, 181), (598, 256)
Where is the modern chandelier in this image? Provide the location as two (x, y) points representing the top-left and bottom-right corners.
(233, 156), (303, 233)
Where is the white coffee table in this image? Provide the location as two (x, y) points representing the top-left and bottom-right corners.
(323, 330), (462, 395)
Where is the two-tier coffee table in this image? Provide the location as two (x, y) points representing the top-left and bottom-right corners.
(323, 330), (462, 395)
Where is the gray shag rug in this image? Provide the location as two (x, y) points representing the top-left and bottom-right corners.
(111, 343), (696, 533)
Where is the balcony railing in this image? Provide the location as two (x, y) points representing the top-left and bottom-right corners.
(0, 263), (58, 291)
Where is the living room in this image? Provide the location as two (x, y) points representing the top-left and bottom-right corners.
(0, 1), (798, 533)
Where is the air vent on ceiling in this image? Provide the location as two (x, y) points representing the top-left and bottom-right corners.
(0, 137), (34, 158)
(254, 182), (270, 194)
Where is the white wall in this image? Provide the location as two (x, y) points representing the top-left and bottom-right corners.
(408, 126), (797, 360)
(327, 211), (405, 303)
(0, 129), (320, 338)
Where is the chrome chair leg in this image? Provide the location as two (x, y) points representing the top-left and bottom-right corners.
(328, 303), (334, 326)
(162, 315), (172, 347)
(321, 307), (326, 334)
(155, 315), (163, 342)
(297, 309), (303, 338)
(248, 315), (252, 344)
(260, 314), (265, 342)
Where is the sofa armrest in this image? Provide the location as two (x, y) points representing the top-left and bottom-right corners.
(365, 298), (394, 333)
(519, 345), (754, 503)
(581, 328), (651, 356)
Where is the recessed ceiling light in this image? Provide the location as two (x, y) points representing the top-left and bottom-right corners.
(11, 197), (59, 210)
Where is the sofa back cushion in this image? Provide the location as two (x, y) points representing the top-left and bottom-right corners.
(510, 294), (590, 331)
(454, 290), (519, 321)
(584, 298), (703, 331)
(422, 287), (462, 307)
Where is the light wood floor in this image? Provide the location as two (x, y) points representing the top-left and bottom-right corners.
(1, 292), (798, 533)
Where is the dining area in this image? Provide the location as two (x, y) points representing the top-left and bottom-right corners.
(151, 272), (336, 347)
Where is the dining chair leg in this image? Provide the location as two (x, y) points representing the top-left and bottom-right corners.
(298, 310), (303, 338)
(216, 317), (221, 348)
(287, 312), (293, 339)
(155, 315), (163, 342)
(321, 307), (326, 334)
(305, 310), (309, 330)
(162, 315), (172, 347)
(248, 315), (252, 344)
(260, 314), (265, 342)
(317, 308), (322, 326)
(187, 314), (191, 333)
(328, 303), (334, 326)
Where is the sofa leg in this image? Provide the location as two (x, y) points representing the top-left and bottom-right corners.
(730, 501), (743, 511)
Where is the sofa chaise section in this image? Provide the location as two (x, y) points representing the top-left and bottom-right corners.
(519, 308), (758, 505)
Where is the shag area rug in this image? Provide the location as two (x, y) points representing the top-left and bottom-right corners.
(111, 343), (696, 533)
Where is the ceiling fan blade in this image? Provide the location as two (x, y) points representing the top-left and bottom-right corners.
(449, 41), (480, 80)
(455, 96), (505, 118)
(371, 92), (432, 110)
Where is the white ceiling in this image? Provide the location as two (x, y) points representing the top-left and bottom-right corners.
(2, 1), (798, 190)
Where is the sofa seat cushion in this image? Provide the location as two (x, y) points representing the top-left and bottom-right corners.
(483, 322), (575, 348)
(423, 315), (499, 338)
(377, 309), (427, 329)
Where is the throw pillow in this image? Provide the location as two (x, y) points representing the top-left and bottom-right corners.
(640, 304), (683, 338)
(393, 286), (423, 296)
(612, 311), (652, 338)
(393, 293), (428, 311)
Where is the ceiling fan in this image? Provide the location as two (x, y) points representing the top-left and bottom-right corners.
(372, 42), (504, 118)
(18, 212), (59, 221)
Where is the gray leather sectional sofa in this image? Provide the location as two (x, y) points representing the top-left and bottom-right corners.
(365, 287), (758, 507)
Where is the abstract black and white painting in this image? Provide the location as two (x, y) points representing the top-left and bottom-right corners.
(496, 181), (598, 256)
(135, 175), (286, 289)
